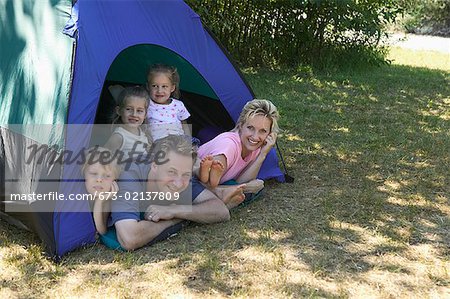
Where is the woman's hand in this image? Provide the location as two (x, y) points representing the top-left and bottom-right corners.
(261, 132), (277, 155)
(235, 132), (277, 183)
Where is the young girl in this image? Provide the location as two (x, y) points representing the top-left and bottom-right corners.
(146, 64), (191, 141)
(83, 147), (121, 235)
(104, 86), (150, 159)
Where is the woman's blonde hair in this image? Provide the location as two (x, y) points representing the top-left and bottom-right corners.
(234, 99), (280, 134)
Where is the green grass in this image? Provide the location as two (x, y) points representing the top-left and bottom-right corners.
(1, 48), (449, 298)
(388, 47), (450, 71)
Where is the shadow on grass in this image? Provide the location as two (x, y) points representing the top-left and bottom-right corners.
(242, 65), (449, 279)
(1, 64), (449, 297)
(155, 64), (449, 295)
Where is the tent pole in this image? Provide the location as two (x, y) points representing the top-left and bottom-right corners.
(275, 141), (294, 183)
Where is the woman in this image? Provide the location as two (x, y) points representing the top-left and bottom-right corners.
(195, 99), (280, 208)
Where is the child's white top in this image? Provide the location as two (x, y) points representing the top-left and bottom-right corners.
(147, 98), (190, 140)
(113, 127), (149, 158)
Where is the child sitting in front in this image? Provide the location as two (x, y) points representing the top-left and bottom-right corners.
(82, 146), (121, 235)
(104, 86), (151, 159)
(146, 64), (191, 141)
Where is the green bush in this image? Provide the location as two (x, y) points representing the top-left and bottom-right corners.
(187, 0), (401, 68)
(400, 0), (450, 36)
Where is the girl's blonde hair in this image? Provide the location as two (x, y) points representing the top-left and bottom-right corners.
(146, 64), (180, 98)
(112, 85), (150, 125)
(234, 99), (280, 134)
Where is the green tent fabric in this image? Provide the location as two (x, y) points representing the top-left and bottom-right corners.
(106, 44), (219, 100)
(0, 0), (73, 146)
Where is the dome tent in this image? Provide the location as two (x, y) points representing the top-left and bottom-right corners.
(0, 0), (284, 259)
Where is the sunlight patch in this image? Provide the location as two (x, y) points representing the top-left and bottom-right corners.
(235, 247), (277, 265)
(419, 218), (437, 229)
(335, 149), (359, 163)
(332, 126), (350, 133)
(366, 173), (384, 183)
(285, 133), (304, 141)
(329, 221), (392, 251)
(244, 229), (292, 242)
(380, 180), (402, 192)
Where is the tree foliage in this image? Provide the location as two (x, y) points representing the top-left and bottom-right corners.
(400, 0), (450, 36)
(186, 0), (402, 68)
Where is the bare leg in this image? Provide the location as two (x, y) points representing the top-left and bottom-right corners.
(214, 179), (263, 195)
(209, 160), (225, 188)
(242, 179), (264, 194)
(215, 184), (246, 209)
(199, 155), (214, 184)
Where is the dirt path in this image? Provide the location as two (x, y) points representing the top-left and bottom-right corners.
(388, 33), (450, 53)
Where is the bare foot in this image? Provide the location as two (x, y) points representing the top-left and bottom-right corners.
(209, 160), (225, 188)
(93, 196), (111, 235)
(243, 179), (264, 194)
(199, 155), (214, 184)
(218, 184), (246, 209)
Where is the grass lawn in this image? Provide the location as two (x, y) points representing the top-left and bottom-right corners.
(1, 47), (449, 298)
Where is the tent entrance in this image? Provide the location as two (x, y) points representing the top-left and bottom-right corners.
(94, 44), (235, 139)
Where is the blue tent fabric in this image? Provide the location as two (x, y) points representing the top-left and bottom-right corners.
(67, 0), (256, 124)
(2, 0), (284, 258)
(55, 0), (284, 257)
